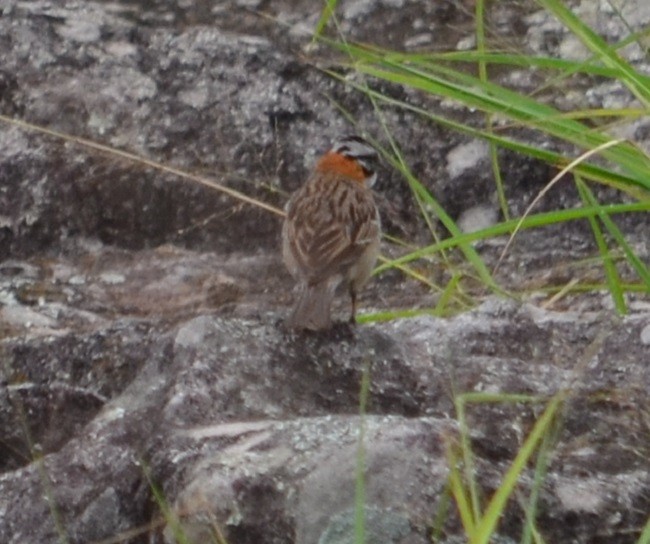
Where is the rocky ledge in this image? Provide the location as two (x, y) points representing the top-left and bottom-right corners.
(1, 0), (649, 543)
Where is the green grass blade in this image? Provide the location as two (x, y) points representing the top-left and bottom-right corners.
(454, 396), (482, 525)
(575, 178), (627, 313)
(376, 132), (504, 295)
(430, 481), (453, 543)
(434, 273), (464, 315)
(354, 362), (371, 544)
(325, 69), (650, 197)
(637, 514), (650, 544)
(577, 178), (650, 291)
(375, 202), (650, 273)
(475, 0), (510, 221)
(471, 395), (564, 544)
(406, 46), (650, 85)
(393, 162), (504, 295)
(353, 60), (650, 189)
(521, 410), (561, 544)
(538, 0), (650, 107)
(475, 0), (487, 84)
(357, 308), (450, 323)
(311, 0), (339, 43)
(402, 26), (650, 98)
(333, 40), (650, 189)
(354, 44), (650, 85)
(446, 441), (478, 536)
(142, 461), (191, 544)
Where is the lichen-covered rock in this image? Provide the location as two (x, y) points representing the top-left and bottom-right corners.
(1, 0), (649, 543)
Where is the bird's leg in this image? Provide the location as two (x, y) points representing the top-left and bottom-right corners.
(349, 287), (357, 324)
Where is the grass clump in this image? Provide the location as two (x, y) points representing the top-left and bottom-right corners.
(314, 0), (650, 320)
(312, 2), (650, 544)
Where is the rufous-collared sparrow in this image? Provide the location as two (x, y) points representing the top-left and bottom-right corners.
(282, 135), (381, 330)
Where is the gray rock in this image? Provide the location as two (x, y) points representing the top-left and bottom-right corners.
(318, 506), (412, 544)
(0, 0), (648, 543)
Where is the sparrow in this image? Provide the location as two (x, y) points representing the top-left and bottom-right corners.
(282, 135), (381, 331)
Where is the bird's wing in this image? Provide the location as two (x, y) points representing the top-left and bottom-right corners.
(286, 180), (379, 285)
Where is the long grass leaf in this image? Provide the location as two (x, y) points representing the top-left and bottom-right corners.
(395, 163), (503, 295)
(142, 461), (191, 544)
(455, 396), (483, 525)
(324, 71), (650, 197)
(575, 178), (627, 313)
(538, 0), (650, 107)
(638, 514), (650, 544)
(311, 0), (339, 43)
(353, 61), (650, 189)
(475, 0), (510, 221)
(495, 139), (625, 272)
(355, 362), (371, 544)
(577, 179), (650, 291)
(446, 442), (477, 536)
(521, 425), (556, 544)
(374, 202), (650, 273)
(471, 395), (564, 544)
(334, 39), (650, 187)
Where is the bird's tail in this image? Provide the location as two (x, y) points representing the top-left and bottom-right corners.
(286, 282), (336, 331)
